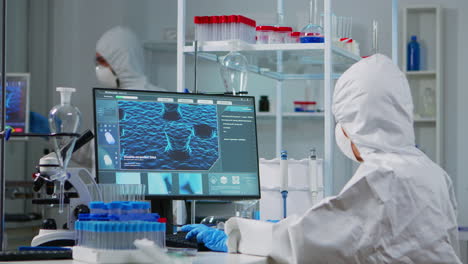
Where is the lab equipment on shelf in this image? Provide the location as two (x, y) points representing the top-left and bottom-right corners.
(289, 32), (301, 43)
(294, 101), (317, 112)
(407, 35), (421, 71)
(219, 51), (249, 95)
(259, 96), (270, 112)
(255, 26), (275, 44)
(300, 0), (324, 43)
(421, 87), (436, 118)
(48, 87), (81, 213)
(271, 26), (293, 44)
(256, 26), (295, 44)
(194, 15), (256, 43)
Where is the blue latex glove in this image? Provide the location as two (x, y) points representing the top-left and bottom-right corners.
(181, 224), (228, 252)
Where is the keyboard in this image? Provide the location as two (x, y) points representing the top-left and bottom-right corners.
(0, 250), (72, 261)
(166, 231), (210, 251)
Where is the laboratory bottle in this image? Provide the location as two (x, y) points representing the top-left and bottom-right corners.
(407, 35), (420, 71)
(259, 96), (270, 112)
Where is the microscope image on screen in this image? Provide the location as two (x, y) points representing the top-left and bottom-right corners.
(147, 173), (173, 195)
(179, 173), (203, 195)
(117, 101), (219, 170)
(4, 82), (26, 130)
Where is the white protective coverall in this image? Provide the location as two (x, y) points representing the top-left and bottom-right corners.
(72, 26), (163, 171)
(225, 54), (461, 263)
(96, 26), (159, 91)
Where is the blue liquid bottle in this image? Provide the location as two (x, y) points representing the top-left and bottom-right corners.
(407, 35), (420, 71)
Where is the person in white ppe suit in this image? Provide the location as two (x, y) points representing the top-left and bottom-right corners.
(72, 26), (163, 170)
(95, 26), (160, 91)
(183, 54), (461, 263)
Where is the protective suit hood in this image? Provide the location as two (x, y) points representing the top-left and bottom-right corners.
(96, 26), (158, 90)
(224, 54), (461, 263)
(333, 54), (416, 157)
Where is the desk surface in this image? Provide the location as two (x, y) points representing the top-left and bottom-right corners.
(0, 252), (268, 264)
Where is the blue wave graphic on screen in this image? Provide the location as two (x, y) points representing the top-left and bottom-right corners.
(3, 85), (24, 123)
(118, 101), (219, 170)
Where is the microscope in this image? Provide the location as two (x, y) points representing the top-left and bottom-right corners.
(31, 130), (95, 247)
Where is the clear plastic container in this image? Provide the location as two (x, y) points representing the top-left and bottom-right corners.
(289, 32), (301, 43)
(294, 101), (317, 112)
(256, 25), (275, 44)
(272, 26), (293, 44)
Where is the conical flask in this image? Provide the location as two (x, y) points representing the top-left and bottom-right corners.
(219, 52), (248, 95)
(48, 87), (81, 213)
(301, 0), (323, 37)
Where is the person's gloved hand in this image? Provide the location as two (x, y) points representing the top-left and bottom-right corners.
(181, 224), (228, 252)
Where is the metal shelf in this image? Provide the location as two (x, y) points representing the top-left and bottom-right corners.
(182, 40), (361, 80)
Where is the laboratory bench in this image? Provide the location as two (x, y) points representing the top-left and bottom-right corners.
(0, 252), (268, 264)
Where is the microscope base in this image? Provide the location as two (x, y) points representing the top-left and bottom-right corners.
(31, 229), (75, 247)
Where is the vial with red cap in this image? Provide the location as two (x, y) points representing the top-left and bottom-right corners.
(272, 26), (293, 44)
(256, 25), (275, 44)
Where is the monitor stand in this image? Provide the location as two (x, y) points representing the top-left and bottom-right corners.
(150, 199), (196, 234)
(150, 199), (174, 234)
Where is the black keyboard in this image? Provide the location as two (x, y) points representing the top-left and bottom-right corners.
(165, 231), (210, 251)
(0, 250), (72, 261)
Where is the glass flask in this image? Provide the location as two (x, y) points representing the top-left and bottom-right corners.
(219, 51), (248, 95)
(48, 87), (81, 213)
(300, 0), (324, 43)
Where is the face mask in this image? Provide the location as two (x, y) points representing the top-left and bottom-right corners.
(96, 65), (118, 88)
(335, 123), (359, 162)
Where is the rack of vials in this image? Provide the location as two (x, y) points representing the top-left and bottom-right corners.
(73, 201), (167, 264)
(194, 15), (257, 43)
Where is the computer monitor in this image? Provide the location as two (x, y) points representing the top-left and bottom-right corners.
(93, 88), (260, 199)
(3, 73), (30, 138)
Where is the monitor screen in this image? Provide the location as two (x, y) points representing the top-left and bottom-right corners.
(93, 88), (260, 199)
(4, 74), (29, 135)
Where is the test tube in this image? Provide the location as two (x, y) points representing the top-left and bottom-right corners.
(221, 15), (228, 40)
(142, 202), (151, 214)
(124, 203), (132, 214)
(89, 201), (106, 215)
(116, 222), (123, 250)
(108, 202), (122, 215)
(75, 222), (81, 246)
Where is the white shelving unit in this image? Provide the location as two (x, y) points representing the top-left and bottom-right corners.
(256, 112), (324, 119)
(176, 0), (399, 196)
(402, 5), (442, 164)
